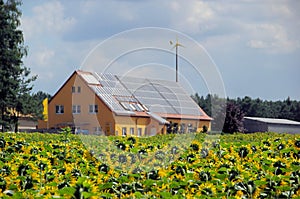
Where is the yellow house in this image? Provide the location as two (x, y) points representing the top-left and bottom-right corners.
(38, 70), (211, 136)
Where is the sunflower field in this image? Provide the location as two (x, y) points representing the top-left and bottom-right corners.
(0, 130), (299, 198)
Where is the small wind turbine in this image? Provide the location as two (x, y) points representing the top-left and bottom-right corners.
(170, 37), (184, 82)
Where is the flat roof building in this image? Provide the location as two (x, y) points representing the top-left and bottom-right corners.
(244, 116), (300, 134)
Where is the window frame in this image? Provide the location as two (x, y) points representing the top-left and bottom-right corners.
(122, 127), (127, 136)
(94, 126), (102, 134)
(72, 105), (81, 114)
(137, 128), (142, 137)
(55, 105), (64, 114)
(89, 104), (98, 114)
(130, 127), (134, 136)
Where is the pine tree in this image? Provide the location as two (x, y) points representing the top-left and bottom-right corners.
(0, 0), (36, 132)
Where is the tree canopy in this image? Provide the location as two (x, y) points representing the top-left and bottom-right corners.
(0, 0), (37, 132)
(192, 94), (300, 133)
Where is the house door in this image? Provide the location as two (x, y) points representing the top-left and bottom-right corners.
(105, 123), (111, 135)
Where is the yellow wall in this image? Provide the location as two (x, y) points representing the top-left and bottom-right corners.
(48, 74), (74, 129)
(198, 120), (211, 132)
(164, 118), (211, 133)
(114, 116), (166, 136)
(113, 116), (211, 136)
(115, 116), (148, 136)
(46, 72), (115, 135)
(41, 71), (211, 135)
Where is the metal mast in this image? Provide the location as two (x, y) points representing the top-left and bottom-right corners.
(170, 38), (184, 82)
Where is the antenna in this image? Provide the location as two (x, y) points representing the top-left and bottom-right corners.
(170, 37), (184, 82)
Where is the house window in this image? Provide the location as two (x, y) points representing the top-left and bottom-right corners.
(75, 127), (88, 134)
(137, 128), (142, 137)
(77, 86), (81, 93)
(188, 123), (193, 133)
(89, 104), (98, 113)
(130, 127), (134, 136)
(72, 86), (76, 93)
(55, 105), (64, 114)
(94, 127), (102, 135)
(94, 127), (102, 132)
(180, 123), (186, 134)
(122, 127), (127, 136)
(72, 105), (81, 114)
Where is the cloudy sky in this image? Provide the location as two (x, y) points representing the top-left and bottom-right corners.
(20, 0), (300, 100)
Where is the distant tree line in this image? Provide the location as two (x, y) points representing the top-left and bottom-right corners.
(192, 93), (300, 133)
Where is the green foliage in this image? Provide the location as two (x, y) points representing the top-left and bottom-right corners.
(31, 91), (52, 120)
(0, 0), (37, 132)
(192, 94), (300, 132)
(0, 132), (299, 198)
(222, 102), (244, 134)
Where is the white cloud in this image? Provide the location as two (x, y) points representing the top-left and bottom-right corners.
(270, 4), (293, 18)
(33, 48), (55, 67)
(21, 1), (75, 39)
(170, 1), (216, 34)
(245, 23), (300, 53)
(247, 40), (269, 49)
(19, 0), (300, 99)
(80, 0), (135, 21)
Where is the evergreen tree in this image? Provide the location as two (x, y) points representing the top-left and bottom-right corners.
(0, 0), (36, 132)
(294, 104), (300, 122)
(222, 102), (244, 133)
(32, 91), (52, 121)
(192, 93), (300, 131)
(240, 96), (252, 115)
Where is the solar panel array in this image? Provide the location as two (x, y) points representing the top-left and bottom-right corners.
(84, 72), (202, 116)
(81, 73), (100, 85)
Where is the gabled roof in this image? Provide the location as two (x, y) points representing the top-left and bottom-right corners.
(76, 70), (211, 120)
(244, 117), (300, 125)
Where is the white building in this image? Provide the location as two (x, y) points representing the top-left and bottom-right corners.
(244, 117), (300, 134)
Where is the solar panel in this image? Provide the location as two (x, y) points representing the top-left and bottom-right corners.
(135, 84), (156, 92)
(129, 104), (136, 111)
(138, 98), (170, 106)
(167, 100), (181, 108)
(168, 87), (186, 94)
(150, 106), (176, 114)
(152, 85), (173, 93)
(117, 75), (148, 84)
(111, 88), (131, 96)
(81, 73), (99, 85)
(176, 94), (192, 101)
(177, 100), (196, 108)
(152, 79), (180, 88)
(160, 93), (178, 100)
(133, 91), (162, 99)
(110, 102), (124, 111)
(100, 73), (117, 81)
(103, 80), (119, 88)
(175, 107), (201, 115)
(82, 72), (204, 117)
(136, 104), (145, 111)
(119, 102), (130, 110)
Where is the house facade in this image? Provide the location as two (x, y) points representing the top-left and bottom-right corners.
(38, 70), (211, 136)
